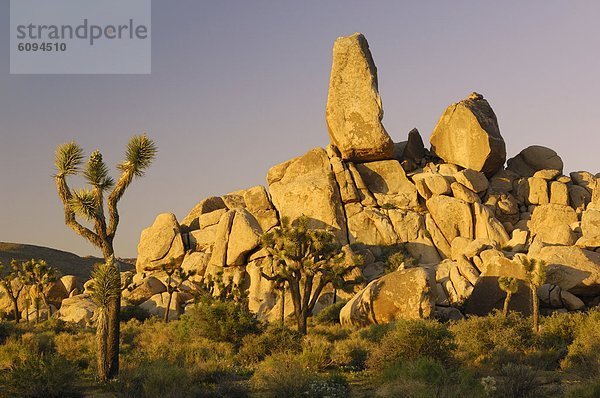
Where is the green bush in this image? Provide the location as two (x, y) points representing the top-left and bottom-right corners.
(177, 298), (260, 345)
(566, 379), (600, 398)
(562, 310), (600, 377)
(54, 330), (96, 371)
(300, 334), (333, 371)
(238, 325), (302, 365)
(120, 305), (151, 322)
(358, 322), (394, 343)
(250, 352), (315, 398)
(375, 357), (483, 398)
(367, 319), (455, 371)
(449, 311), (535, 369)
(314, 301), (346, 325)
(331, 336), (371, 370)
(1, 353), (79, 398)
(110, 359), (196, 398)
(0, 321), (15, 344)
(493, 363), (541, 398)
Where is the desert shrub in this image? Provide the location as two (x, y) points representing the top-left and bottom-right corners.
(300, 334), (333, 371)
(562, 310), (600, 377)
(120, 305), (151, 322)
(129, 318), (235, 367)
(376, 357), (483, 398)
(493, 363), (541, 398)
(110, 358), (196, 398)
(367, 319), (455, 371)
(20, 331), (56, 355)
(314, 301), (346, 324)
(358, 322), (394, 343)
(1, 353), (79, 398)
(309, 323), (352, 341)
(566, 379), (600, 398)
(0, 321), (15, 344)
(331, 335), (371, 370)
(238, 325), (301, 365)
(449, 311), (535, 369)
(250, 352), (315, 397)
(178, 299), (260, 345)
(0, 336), (32, 370)
(54, 330), (95, 371)
(540, 311), (584, 350)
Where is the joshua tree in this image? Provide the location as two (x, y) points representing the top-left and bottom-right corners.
(53, 134), (156, 379)
(0, 260), (27, 323)
(89, 262), (121, 382)
(521, 256), (547, 333)
(161, 258), (195, 323)
(498, 276), (519, 317)
(260, 216), (361, 334)
(21, 259), (58, 321)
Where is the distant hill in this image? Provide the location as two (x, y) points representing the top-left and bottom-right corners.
(0, 242), (135, 280)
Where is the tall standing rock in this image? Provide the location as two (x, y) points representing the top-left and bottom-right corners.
(430, 93), (506, 177)
(326, 32), (394, 162)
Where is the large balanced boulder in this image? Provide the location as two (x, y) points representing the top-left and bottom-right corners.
(267, 148), (347, 244)
(325, 32), (394, 161)
(340, 267), (435, 326)
(507, 146), (563, 177)
(136, 213), (186, 273)
(430, 93), (506, 177)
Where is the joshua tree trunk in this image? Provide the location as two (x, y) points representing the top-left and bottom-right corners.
(96, 310), (109, 382)
(105, 260), (120, 379)
(11, 298), (20, 323)
(502, 292), (512, 317)
(35, 306), (39, 323)
(279, 286), (285, 326)
(164, 291), (173, 323)
(531, 286), (539, 333)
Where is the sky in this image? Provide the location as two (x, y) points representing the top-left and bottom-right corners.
(0, 0), (599, 258)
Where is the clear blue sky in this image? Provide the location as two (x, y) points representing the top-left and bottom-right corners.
(1, 0), (599, 257)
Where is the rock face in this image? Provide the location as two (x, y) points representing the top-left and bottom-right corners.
(536, 246), (600, 295)
(325, 33), (394, 162)
(267, 148), (347, 244)
(354, 160), (418, 208)
(430, 93), (506, 177)
(136, 213), (186, 273)
(340, 267), (436, 326)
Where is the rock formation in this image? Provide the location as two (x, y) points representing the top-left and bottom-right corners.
(11, 32), (597, 327)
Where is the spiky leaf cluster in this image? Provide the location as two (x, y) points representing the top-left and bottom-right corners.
(68, 189), (99, 221)
(90, 263), (121, 308)
(498, 276), (519, 295)
(84, 150), (115, 191)
(521, 257), (547, 287)
(54, 142), (84, 176)
(117, 134), (157, 177)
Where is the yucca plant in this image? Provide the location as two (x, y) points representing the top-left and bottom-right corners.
(54, 134), (156, 379)
(260, 216), (362, 334)
(21, 259), (58, 321)
(89, 262), (121, 382)
(520, 256), (547, 333)
(498, 276), (519, 317)
(0, 260), (27, 323)
(161, 258), (195, 323)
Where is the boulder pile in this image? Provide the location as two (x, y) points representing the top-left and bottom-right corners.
(125, 32), (599, 325)
(4, 32), (595, 326)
